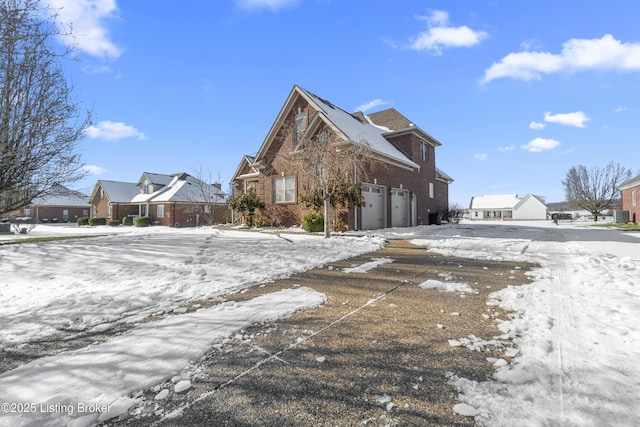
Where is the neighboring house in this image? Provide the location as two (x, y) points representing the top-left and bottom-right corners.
(618, 173), (640, 223)
(8, 184), (90, 223)
(469, 193), (547, 220)
(89, 172), (229, 227)
(230, 85), (453, 230)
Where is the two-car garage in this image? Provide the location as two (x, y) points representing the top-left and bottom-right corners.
(361, 184), (411, 230)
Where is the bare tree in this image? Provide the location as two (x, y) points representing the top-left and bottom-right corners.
(186, 167), (226, 226)
(443, 202), (466, 224)
(0, 0), (90, 216)
(562, 161), (632, 221)
(294, 126), (372, 238)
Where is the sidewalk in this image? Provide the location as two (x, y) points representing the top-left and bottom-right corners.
(112, 239), (534, 427)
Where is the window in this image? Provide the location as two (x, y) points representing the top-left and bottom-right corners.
(99, 188), (104, 199)
(275, 176), (295, 203)
(633, 190), (637, 206)
(143, 179), (150, 194)
(23, 207), (31, 217)
(107, 204), (112, 218)
(429, 182), (434, 199)
(63, 209), (69, 221)
(420, 141), (429, 161)
(294, 111), (306, 146)
(157, 204), (165, 218)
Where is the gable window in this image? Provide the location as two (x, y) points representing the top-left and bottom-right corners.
(157, 204), (165, 218)
(275, 176), (295, 203)
(99, 188), (104, 199)
(143, 179), (150, 194)
(420, 141), (429, 161)
(429, 182), (435, 199)
(294, 111), (307, 147)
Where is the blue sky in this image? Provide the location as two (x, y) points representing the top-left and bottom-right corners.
(50, 0), (640, 205)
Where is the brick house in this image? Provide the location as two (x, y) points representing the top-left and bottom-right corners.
(618, 173), (640, 223)
(8, 184), (90, 223)
(230, 85), (452, 230)
(89, 172), (230, 227)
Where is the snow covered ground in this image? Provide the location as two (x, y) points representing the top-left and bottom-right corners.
(378, 220), (640, 427)
(1, 221), (639, 426)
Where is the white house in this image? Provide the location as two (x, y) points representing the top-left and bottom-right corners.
(469, 193), (547, 220)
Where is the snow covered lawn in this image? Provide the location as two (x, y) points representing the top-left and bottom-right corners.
(0, 225), (384, 426)
(0, 226), (383, 346)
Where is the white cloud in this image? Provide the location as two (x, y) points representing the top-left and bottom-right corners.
(474, 153), (488, 160)
(544, 111), (591, 128)
(409, 10), (488, 55)
(46, 0), (121, 59)
(355, 99), (388, 112)
(482, 34), (640, 83)
(82, 165), (106, 175)
(614, 106), (627, 112)
(84, 121), (146, 141)
(529, 121), (546, 130)
(521, 137), (560, 152)
(236, 0), (299, 10)
(498, 145), (516, 151)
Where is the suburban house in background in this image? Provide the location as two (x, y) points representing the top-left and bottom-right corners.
(89, 172), (229, 227)
(618, 173), (640, 223)
(230, 85), (452, 230)
(7, 184), (90, 223)
(469, 193), (547, 220)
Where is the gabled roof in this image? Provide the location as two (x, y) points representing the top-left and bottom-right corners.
(298, 87), (420, 170)
(618, 173), (640, 191)
(470, 194), (520, 210)
(514, 193), (547, 210)
(91, 180), (140, 203)
(132, 173), (226, 204)
(31, 184), (90, 207)
(138, 172), (174, 186)
(230, 155), (259, 183)
(254, 85), (420, 171)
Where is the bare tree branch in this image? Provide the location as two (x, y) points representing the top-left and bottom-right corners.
(561, 161), (631, 221)
(0, 0), (90, 215)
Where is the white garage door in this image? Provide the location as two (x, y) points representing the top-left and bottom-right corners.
(361, 184), (385, 230)
(391, 189), (409, 227)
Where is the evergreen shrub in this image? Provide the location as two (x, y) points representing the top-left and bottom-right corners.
(302, 212), (324, 232)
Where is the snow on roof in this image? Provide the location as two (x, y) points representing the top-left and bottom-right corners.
(98, 180), (141, 203)
(618, 173), (640, 191)
(470, 194), (521, 210)
(132, 174), (226, 204)
(297, 86), (420, 170)
(31, 185), (89, 207)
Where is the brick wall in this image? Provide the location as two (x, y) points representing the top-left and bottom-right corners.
(621, 184), (640, 223)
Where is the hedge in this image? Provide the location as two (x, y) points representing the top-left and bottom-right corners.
(88, 217), (107, 226)
(135, 216), (151, 227)
(302, 212), (324, 232)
